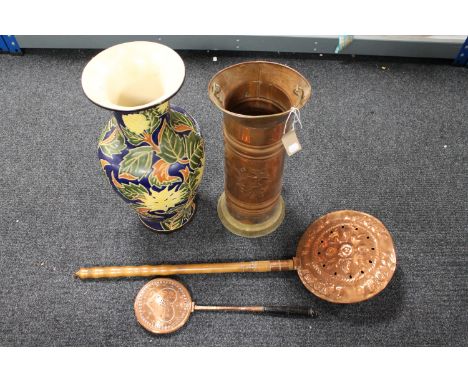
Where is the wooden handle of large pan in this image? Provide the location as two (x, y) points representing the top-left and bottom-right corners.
(75, 259), (295, 279)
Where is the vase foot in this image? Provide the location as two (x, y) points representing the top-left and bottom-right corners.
(138, 202), (197, 233)
(217, 192), (285, 238)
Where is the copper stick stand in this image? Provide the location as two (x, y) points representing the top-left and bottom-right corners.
(208, 61), (311, 237)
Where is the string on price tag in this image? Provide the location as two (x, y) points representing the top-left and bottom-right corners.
(281, 107), (303, 156)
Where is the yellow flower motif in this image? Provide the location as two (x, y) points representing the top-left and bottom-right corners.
(122, 113), (150, 135)
(156, 102), (169, 115)
(137, 187), (187, 212)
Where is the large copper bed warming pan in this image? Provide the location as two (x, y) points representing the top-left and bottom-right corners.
(76, 210), (397, 304)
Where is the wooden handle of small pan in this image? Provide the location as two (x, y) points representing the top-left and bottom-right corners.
(75, 259), (295, 279)
(263, 306), (318, 318)
(194, 305), (318, 318)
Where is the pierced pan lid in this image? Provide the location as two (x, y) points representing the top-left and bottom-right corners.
(134, 278), (193, 334)
(295, 210), (397, 304)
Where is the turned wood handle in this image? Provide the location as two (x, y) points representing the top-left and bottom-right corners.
(263, 306), (318, 318)
(75, 259), (295, 279)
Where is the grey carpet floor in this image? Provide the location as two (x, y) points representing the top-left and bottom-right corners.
(0, 49), (466, 346)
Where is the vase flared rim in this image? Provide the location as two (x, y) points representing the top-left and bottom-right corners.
(82, 41), (185, 112)
(207, 60), (311, 120)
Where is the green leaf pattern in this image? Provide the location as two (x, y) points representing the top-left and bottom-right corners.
(99, 105), (204, 232)
(118, 146), (153, 180)
(158, 124), (186, 163)
(186, 133), (204, 170)
(119, 102), (168, 144)
(98, 117), (115, 143)
(141, 106), (166, 133)
(99, 118), (127, 158)
(171, 109), (195, 129)
(148, 173), (177, 188)
(118, 182), (148, 200)
(188, 166), (203, 193)
(160, 201), (195, 231)
(124, 129), (146, 146)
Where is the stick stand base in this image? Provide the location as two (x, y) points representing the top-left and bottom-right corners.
(217, 192), (285, 238)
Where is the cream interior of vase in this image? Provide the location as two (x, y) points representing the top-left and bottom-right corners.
(82, 41), (185, 111)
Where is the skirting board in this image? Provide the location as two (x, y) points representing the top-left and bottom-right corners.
(15, 35), (465, 59)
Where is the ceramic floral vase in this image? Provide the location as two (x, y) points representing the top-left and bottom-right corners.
(82, 42), (205, 232)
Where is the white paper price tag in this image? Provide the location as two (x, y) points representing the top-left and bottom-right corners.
(282, 129), (302, 156)
(282, 107), (303, 156)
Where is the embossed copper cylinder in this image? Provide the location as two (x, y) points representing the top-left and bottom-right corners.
(208, 61), (311, 237)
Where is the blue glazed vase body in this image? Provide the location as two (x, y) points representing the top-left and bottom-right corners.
(98, 101), (205, 231)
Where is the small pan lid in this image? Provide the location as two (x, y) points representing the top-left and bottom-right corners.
(295, 210), (397, 303)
